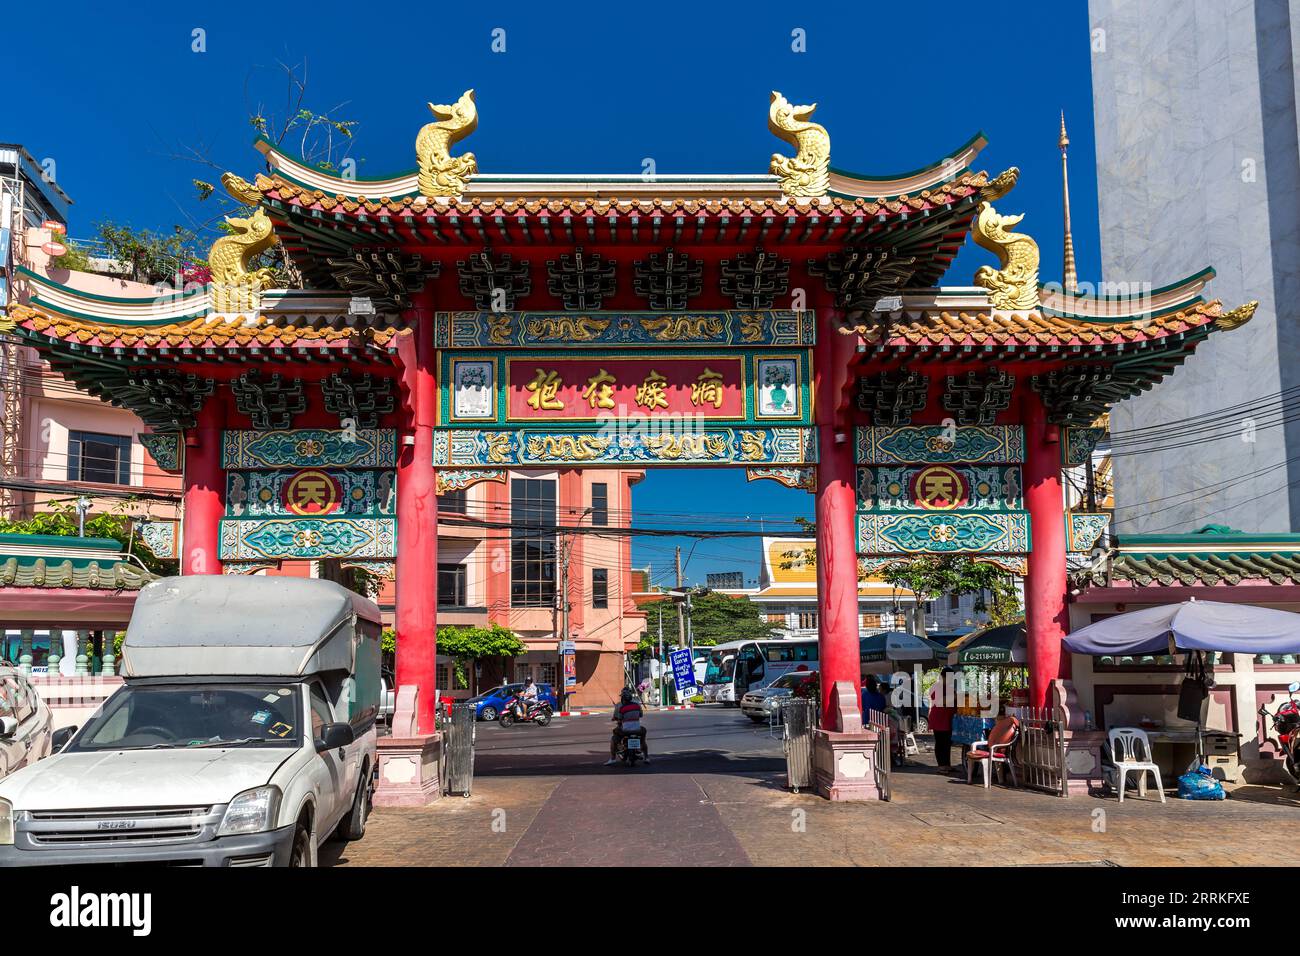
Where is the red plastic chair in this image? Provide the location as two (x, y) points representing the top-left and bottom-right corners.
(966, 717), (1020, 788)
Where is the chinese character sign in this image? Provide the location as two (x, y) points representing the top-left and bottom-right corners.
(506, 357), (746, 420)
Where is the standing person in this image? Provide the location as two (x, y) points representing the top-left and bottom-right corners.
(928, 667), (958, 773)
(861, 676), (888, 717)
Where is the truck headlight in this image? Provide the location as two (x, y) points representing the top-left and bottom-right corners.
(217, 786), (281, 837)
(0, 799), (13, 846)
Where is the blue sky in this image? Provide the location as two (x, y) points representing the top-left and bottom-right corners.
(7, 0), (1099, 585)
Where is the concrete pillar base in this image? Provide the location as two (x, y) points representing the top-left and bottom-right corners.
(1060, 729), (1107, 795)
(813, 728), (883, 801)
(374, 732), (442, 807)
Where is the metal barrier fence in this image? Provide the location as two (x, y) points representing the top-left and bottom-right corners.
(442, 702), (477, 798)
(780, 698), (816, 793)
(868, 709), (892, 801)
(1016, 706), (1068, 797)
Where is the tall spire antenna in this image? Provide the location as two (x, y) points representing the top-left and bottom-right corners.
(1059, 111), (1078, 294)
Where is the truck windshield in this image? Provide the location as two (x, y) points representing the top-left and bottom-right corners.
(67, 683), (302, 752)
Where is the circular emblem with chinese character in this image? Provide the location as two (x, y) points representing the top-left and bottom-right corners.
(283, 469), (342, 516)
(910, 465), (968, 511)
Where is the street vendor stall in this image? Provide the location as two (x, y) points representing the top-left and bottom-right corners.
(1065, 600), (1300, 788)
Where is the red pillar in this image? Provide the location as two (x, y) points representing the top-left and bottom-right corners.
(814, 328), (861, 730)
(1023, 390), (1069, 709)
(395, 293), (439, 735)
(182, 396), (224, 575)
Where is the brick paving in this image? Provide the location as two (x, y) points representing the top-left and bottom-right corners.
(332, 711), (1300, 867)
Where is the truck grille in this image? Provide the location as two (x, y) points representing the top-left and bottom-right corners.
(24, 806), (220, 848)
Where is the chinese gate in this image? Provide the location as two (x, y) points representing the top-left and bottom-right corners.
(6, 90), (1256, 801)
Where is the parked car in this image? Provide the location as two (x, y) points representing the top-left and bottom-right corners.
(469, 683), (559, 721)
(0, 667), (54, 779)
(740, 671), (818, 723)
(0, 575), (382, 867)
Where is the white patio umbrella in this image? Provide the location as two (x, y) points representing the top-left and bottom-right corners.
(1064, 599), (1300, 656)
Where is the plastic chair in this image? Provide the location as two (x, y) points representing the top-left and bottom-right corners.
(1108, 727), (1166, 803)
(966, 717), (1019, 788)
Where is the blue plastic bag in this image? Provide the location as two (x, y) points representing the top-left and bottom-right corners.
(1177, 765), (1225, 800)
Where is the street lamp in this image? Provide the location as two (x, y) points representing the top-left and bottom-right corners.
(75, 496), (92, 537)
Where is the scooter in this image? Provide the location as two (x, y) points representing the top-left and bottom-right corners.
(1259, 680), (1300, 786)
(498, 693), (552, 727)
(614, 728), (643, 766)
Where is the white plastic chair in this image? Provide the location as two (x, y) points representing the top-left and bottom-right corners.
(1108, 727), (1166, 803)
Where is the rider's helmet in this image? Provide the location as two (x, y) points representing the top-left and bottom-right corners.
(620, 687), (635, 704)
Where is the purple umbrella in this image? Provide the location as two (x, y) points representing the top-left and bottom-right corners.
(1064, 600), (1300, 656)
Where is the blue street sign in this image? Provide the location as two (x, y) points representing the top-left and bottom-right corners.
(669, 648), (695, 693)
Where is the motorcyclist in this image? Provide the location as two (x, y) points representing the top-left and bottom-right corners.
(605, 687), (648, 765)
(513, 678), (540, 719)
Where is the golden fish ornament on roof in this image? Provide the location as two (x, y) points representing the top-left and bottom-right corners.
(416, 89), (479, 199)
(971, 167), (1041, 312)
(208, 205), (278, 314)
(768, 91), (830, 198)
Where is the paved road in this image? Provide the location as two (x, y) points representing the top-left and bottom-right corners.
(331, 705), (1300, 868)
(474, 704), (785, 770)
(481, 708), (783, 864)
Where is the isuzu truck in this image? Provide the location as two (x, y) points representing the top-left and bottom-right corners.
(0, 575), (382, 867)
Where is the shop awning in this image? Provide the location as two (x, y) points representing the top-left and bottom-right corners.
(860, 631), (950, 665)
(948, 622), (1027, 666)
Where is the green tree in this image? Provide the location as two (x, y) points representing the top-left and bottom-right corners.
(0, 500), (177, 576)
(381, 624), (525, 691)
(635, 590), (779, 658)
(79, 221), (207, 285)
(879, 555), (1021, 630)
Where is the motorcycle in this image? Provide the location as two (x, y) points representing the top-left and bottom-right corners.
(614, 728), (643, 766)
(1259, 680), (1300, 786)
(498, 693), (552, 727)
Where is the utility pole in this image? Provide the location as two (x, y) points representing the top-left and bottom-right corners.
(657, 602), (664, 706)
(675, 546), (685, 649)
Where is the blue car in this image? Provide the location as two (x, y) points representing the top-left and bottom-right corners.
(469, 683), (559, 721)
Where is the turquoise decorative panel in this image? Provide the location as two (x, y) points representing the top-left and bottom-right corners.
(857, 465), (1023, 512)
(140, 433), (181, 472)
(1066, 512), (1111, 552)
(227, 470), (395, 517)
(136, 520), (177, 559)
(1062, 426), (1106, 467)
(856, 512), (1031, 555)
(856, 425), (1025, 465)
(433, 427), (816, 467)
(222, 429), (398, 469)
(434, 310), (816, 349)
(219, 517), (397, 560)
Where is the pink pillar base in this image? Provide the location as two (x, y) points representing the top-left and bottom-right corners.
(373, 733), (443, 807)
(813, 728), (883, 801)
(811, 681), (883, 800)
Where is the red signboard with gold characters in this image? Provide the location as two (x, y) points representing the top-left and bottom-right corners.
(505, 356), (745, 421)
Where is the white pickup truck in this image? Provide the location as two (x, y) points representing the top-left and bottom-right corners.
(0, 575), (381, 867)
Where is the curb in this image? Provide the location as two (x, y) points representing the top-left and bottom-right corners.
(652, 704), (695, 711)
(554, 710), (605, 717)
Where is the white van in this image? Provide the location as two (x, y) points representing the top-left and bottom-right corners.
(0, 575), (381, 867)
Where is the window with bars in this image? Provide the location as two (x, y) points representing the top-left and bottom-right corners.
(592, 568), (609, 609)
(591, 482), (609, 526)
(511, 478), (556, 607)
(67, 431), (131, 485)
(438, 563), (467, 607)
(797, 611), (818, 630)
(538, 662), (557, 685)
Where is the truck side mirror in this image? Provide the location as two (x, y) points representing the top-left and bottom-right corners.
(0, 716), (16, 739)
(51, 726), (78, 749)
(316, 722), (355, 752)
